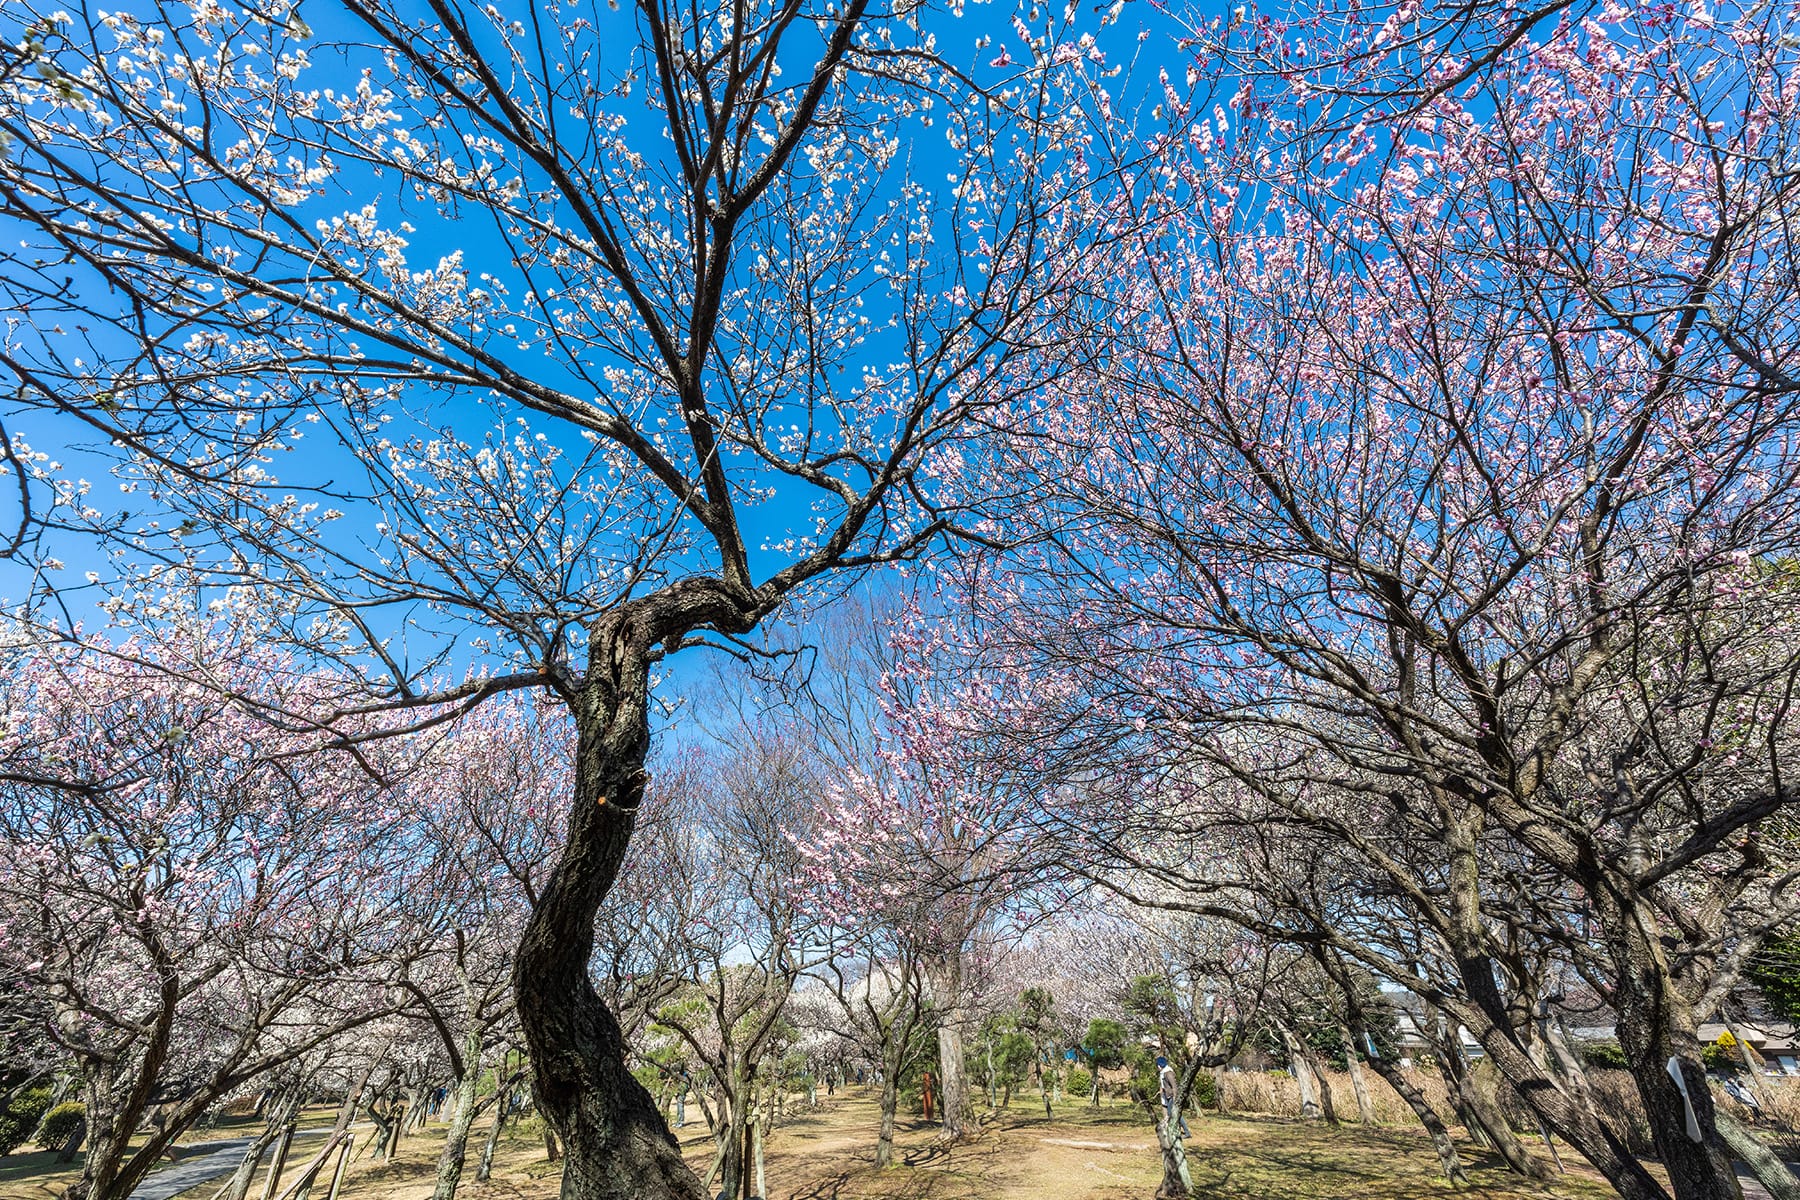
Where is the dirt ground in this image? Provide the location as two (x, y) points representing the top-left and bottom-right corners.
(0, 1088), (1640, 1200)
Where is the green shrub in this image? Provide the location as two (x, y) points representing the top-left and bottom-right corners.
(1580, 1042), (1629, 1070)
(1702, 1032), (1745, 1072)
(1066, 1067), (1092, 1097)
(1189, 1071), (1218, 1110)
(37, 1102), (85, 1149)
(0, 1088), (53, 1156)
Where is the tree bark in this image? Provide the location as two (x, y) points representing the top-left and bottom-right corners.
(294, 1058), (380, 1200)
(1338, 1023), (1377, 1127)
(925, 942), (972, 1140)
(936, 1021), (973, 1136)
(1606, 900), (1745, 1200)
(750, 1109), (766, 1200)
(1152, 1059), (1202, 1199)
(475, 1086), (510, 1183)
(1362, 1054), (1468, 1184)
(875, 1073), (899, 1169)
(257, 1116), (297, 1200)
(1152, 1103), (1195, 1198)
(1305, 1050), (1339, 1127)
(1459, 1065), (1548, 1179)
(512, 618), (708, 1200)
(430, 1045), (484, 1200)
(1439, 988), (1671, 1200)
(1279, 1027), (1323, 1121)
(223, 1094), (299, 1200)
(323, 1139), (354, 1200)
(1716, 1111), (1800, 1200)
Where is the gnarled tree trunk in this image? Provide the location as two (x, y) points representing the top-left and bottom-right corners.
(512, 611), (711, 1200)
(925, 943), (972, 1140)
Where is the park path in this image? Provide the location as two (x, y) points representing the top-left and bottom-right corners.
(1736, 1158), (1800, 1200)
(128, 1131), (323, 1200)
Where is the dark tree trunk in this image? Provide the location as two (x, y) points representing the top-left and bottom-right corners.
(55, 1119), (86, 1164)
(1443, 991), (1671, 1200)
(1592, 888), (1744, 1200)
(1615, 997), (1744, 1200)
(512, 616), (708, 1200)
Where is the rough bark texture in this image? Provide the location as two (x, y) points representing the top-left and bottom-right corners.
(1605, 895), (1744, 1200)
(1361, 1052), (1468, 1185)
(1280, 1029), (1323, 1121)
(1338, 1024), (1377, 1127)
(430, 1053), (483, 1200)
(1152, 1059), (1204, 1199)
(935, 1022), (971, 1136)
(1153, 1108), (1194, 1198)
(1442, 991), (1669, 1200)
(512, 607), (713, 1200)
(1304, 1049), (1339, 1127)
(1716, 1111), (1800, 1200)
(925, 942), (972, 1141)
(876, 1075), (899, 1169)
(1458, 1065), (1548, 1180)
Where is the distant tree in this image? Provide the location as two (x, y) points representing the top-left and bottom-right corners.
(1748, 934), (1800, 1030)
(984, 0), (1800, 1195)
(0, 631), (418, 1200)
(1080, 1019), (1127, 1106)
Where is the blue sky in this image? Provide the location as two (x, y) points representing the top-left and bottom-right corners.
(0, 0), (1220, 723)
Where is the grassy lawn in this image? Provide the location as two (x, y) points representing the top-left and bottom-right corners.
(0, 1090), (1640, 1200)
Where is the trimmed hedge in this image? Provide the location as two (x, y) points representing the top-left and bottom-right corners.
(0, 1089), (53, 1156)
(37, 1102), (85, 1149)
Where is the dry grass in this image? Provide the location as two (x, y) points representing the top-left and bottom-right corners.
(1716, 1076), (1800, 1161)
(1214, 1064), (1800, 1166)
(31, 1075), (1800, 1200)
(1216, 1066), (1455, 1125)
(2, 1088), (1640, 1200)
(701, 1093), (1629, 1199)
